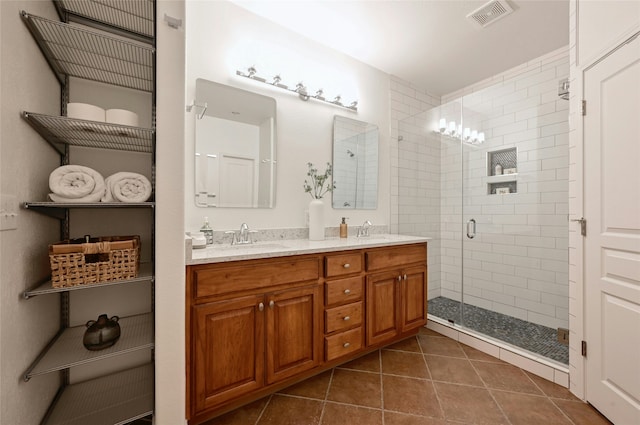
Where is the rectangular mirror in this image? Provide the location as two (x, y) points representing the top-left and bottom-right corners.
(194, 78), (277, 208)
(332, 115), (378, 209)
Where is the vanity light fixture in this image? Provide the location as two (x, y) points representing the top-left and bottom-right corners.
(272, 74), (287, 89)
(437, 119), (484, 145)
(236, 66), (358, 112)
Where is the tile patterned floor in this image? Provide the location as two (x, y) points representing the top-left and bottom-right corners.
(202, 327), (611, 425)
(428, 297), (569, 365)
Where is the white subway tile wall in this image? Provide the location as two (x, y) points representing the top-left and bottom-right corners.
(395, 46), (570, 331)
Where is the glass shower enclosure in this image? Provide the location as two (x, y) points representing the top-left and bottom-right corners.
(398, 62), (570, 365)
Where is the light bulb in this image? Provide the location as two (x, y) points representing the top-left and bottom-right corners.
(471, 130), (478, 142)
(439, 118), (447, 133)
(478, 132), (485, 143)
(448, 121), (456, 135)
(463, 128), (471, 140)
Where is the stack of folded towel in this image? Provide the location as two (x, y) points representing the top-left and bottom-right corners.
(49, 165), (151, 203)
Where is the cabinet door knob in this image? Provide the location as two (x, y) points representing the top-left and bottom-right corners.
(343, 263), (350, 268)
(269, 300), (275, 309)
(344, 289), (351, 295)
(343, 316), (350, 321)
(258, 302), (264, 311)
(397, 275), (402, 282)
(403, 274), (408, 281)
(343, 342), (350, 348)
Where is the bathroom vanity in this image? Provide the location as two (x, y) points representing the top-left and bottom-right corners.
(185, 236), (428, 424)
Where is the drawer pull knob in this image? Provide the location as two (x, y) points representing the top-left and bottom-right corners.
(397, 275), (402, 282)
(403, 274), (408, 281)
(258, 302), (264, 311)
(343, 263), (350, 268)
(269, 300), (275, 309)
(343, 342), (350, 348)
(343, 316), (350, 321)
(344, 289), (351, 295)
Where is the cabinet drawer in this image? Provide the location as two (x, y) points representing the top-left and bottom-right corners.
(325, 302), (362, 333)
(365, 244), (427, 272)
(193, 257), (320, 299)
(325, 252), (363, 277)
(325, 327), (362, 361)
(325, 276), (363, 306)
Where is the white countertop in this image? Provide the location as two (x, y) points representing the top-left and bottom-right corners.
(187, 234), (430, 265)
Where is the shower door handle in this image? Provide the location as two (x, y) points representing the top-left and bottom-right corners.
(466, 219), (476, 239)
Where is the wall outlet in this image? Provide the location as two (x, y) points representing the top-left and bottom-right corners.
(0, 194), (19, 231)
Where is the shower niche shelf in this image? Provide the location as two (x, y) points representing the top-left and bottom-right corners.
(487, 147), (517, 194)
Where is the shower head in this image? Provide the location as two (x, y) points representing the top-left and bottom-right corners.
(347, 149), (355, 158)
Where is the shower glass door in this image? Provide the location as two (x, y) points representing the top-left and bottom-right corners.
(459, 71), (569, 365)
(397, 54), (570, 365)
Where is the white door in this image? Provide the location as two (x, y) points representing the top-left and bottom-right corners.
(219, 154), (256, 207)
(584, 33), (640, 425)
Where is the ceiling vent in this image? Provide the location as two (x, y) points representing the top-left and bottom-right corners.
(467, 0), (514, 29)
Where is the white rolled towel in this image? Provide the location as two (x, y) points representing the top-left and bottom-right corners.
(102, 172), (152, 203)
(49, 165), (105, 203)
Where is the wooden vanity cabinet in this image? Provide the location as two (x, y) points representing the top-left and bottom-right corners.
(187, 242), (427, 424)
(365, 245), (428, 346)
(188, 255), (322, 417)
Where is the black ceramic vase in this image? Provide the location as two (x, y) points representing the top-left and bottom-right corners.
(83, 314), (121, 351)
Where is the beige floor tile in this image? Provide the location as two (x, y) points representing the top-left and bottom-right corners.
(256, 395), (323, 425)
(434, 382), (508, 424)
(491, 390), (572, 425)
(386, 336), (423, 352)
(320, 402), (382, 425)
(383, 375), (442, 418)
(198, 330), (612, 425)
(338, 350), (381, 373)
(418, 335), (466, 358)
(418, 327), (446, 338)
(552, 399), (613, 425)
(326, 368), (382, 408)
(201, 397), (270, 425)
(384, 411), (449, 425)
(472, 361), (543, 394)
(278, 370), (332, 400)
(524, 371), (577, 401)
(382, 350), (430, 379)
(425, 355), (483, 386)
(460, 344), (504, 363)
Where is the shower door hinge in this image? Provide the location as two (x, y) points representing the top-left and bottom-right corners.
(581, 340), (587, 357)
(581, 100), (587, 116)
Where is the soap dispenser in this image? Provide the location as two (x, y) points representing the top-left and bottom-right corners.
(340, 217), (348, 238)
(200, 216), (214, 245)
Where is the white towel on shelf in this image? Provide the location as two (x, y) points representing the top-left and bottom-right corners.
(102, 172), (152, 203)
(48, 165), (105, 203)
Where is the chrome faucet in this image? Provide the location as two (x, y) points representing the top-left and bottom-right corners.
(357, 220), (372, 237)
(239, 223), (249, 243)
(225, 223), (258, 245)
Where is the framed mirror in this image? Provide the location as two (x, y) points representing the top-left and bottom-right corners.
(332, 115), (378, 209)
(194, 78), (277, 208)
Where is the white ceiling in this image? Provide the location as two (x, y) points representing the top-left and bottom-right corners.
(231, 0), (569, 96)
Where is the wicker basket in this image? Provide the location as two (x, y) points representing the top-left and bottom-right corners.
(49, 235), (140, 288)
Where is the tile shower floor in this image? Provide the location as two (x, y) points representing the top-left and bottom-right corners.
(428, 297), (569, 365)
(202, 327), (610, 425)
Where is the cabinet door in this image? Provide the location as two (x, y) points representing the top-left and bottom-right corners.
(400, 266), (427, 333)
(366, 270), (400, 346)
(266, 285), (321, 384)
(193, 295), (265, 412)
